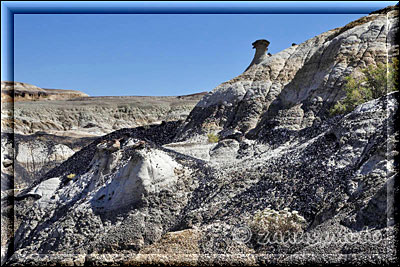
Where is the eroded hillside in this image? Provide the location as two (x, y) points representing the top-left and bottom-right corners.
(175, 6), (398, 142)
(1, 89), (206, 137)
(2, 6), (399, 266)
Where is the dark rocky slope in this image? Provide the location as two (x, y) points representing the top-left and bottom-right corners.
(2, 5), (399, 266)
(5, 91), (398, 265)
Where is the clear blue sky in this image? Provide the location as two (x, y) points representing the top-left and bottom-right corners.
(13, 3), (396, 96)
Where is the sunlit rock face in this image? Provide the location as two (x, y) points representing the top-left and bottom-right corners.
(89, 141), (181, 211)
(3, 6), (399, 266)
(175, 8), (398, 141)
(1, 81), (88, 102)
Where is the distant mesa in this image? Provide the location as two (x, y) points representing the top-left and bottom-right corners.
(177, 91), (208, 99)
(1, 81), (89, 102)
(2, 81), (206, 136)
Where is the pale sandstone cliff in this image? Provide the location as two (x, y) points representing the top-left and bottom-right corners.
(1, 81), (88, 102)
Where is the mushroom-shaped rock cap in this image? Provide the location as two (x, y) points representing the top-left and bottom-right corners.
(252, 39), (270, 49)
(245, 39), (271, 71)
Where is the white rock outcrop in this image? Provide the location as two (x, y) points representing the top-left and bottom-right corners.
(90, 147), (181, 211)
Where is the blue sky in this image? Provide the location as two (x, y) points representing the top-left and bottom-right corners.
(12, 2), (397, 96)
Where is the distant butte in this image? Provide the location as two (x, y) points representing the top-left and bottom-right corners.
(1, 81), (89, 102)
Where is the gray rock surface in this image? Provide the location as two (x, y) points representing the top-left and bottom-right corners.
(1, 132), (96, 191)
(175, 7), (398, 141)
(1, 89), (204, 192)
(4, 91), (397, 265)
(2, 5), (399, 266)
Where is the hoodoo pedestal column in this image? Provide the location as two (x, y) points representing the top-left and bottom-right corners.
(245, 39), (270, 71)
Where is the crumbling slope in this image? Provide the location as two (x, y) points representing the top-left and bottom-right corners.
(175, 6), (398, 141)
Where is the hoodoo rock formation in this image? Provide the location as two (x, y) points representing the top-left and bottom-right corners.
(1, 5), (399, 266)
(175, 7), (398, 142)
(245, 39), (271, 72)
